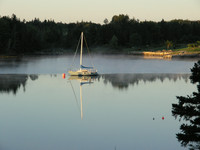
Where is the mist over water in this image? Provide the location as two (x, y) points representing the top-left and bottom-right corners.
(0, 55), (198, 74)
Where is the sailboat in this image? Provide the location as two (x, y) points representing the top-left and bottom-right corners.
(68, 32), (98, 76)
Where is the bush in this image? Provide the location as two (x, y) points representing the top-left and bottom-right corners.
(187, 43), (197, 48)
(196, 41), (200, 46)
(187, 41), (200, 48)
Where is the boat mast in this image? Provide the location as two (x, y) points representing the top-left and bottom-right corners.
(80, 83), (83, 120)
(80, 32), (83, 69)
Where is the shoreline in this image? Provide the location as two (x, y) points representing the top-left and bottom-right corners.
(128, 51), (200, 59)
(1, 46), (200, 59)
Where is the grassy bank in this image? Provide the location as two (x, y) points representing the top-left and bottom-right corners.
(126, 44), (200, 58)
(172, 47), (200, 55)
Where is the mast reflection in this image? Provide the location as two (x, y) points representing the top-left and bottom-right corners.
(68, 76), (97, 120)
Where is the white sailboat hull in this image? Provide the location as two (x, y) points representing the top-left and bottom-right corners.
(68, 69), (98, 76)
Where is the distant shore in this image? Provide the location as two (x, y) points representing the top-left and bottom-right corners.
(1, 46), (200, 59)
(128, 50), (200, 59)
(124, 45), (200, 59)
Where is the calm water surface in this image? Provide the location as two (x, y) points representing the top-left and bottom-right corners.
(0, 55), (198, 74)
(0, 55), (198, 150)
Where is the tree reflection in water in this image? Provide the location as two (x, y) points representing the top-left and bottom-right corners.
(172, 60), (200, 150)
(0, 74), (38, 95)
(102, 73), (190, 90)
(0, 74), (190, 94)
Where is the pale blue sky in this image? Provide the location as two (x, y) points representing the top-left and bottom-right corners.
(0, 0), (199, 23)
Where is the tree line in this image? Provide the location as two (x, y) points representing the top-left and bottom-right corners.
(0, 14), (200, 55)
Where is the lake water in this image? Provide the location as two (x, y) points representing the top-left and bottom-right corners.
(0, 55), (198, 150)
(0, 55), (198, 74)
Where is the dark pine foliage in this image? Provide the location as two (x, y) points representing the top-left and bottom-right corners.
(0, 14), (200, 55)
(172, 60), (200, 150)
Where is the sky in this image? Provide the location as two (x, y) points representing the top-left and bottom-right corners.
(0, 0), (200, 24)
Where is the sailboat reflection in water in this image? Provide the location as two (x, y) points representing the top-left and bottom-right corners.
(68, 76), (97, 120)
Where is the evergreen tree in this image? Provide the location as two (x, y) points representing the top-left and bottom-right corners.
(172, 60), (200, 150)
(0, 14), (200, 54)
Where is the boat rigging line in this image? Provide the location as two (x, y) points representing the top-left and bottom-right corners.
(69, 34), (81, 70)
